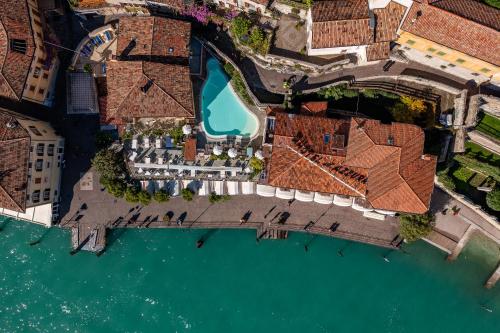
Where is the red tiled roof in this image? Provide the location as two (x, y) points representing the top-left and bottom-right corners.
(312, 0), (369, 22)
(366, 41), (390, 61)
(0, 110), (30, 212)
(401, 1), (500, 66)
(0, 0), (36, 100)
(300, 101), (328, 115)
(100, 61), (194, 126)
(431, 0), (500, 31)
(311, 1), (406, 55)
(373, 1), (407, 42)
(117, 16), (191, 59)
(184, 137), (197, 161)
(267, 113), (437, 214)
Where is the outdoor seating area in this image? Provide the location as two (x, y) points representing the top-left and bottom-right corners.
(127, 134), (263, 182)
(71, 24), (117, 77)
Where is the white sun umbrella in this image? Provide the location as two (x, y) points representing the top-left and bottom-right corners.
(182, 124), (192, 135)
(228, 148), (237, 159)
(254, 150), (264, 160)
(213, 145), (223, 156)
(244, 166), (252, 174)
(137, 168), (144, 174)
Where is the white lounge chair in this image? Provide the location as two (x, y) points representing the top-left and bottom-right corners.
(211, 180), (225, 195)
(198, 180), (210, 196)
(363, 211), (386, 221)
(333, 195), (353, 207)
(226, 181), (239, 195)
(241, 181), (255, 195)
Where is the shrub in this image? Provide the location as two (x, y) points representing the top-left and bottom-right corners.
(231, 16), (252, 39)
(153, 189), (170, 203)
(486, 187), (500, 212)
(318, 85), (357, 100)
(223, 63), (235, 76)
(208, 192), (231, 204)
(181, 188), (195, 201)
(399, 213), (435, 243)
(105, 178), (126, 198)
(125, 186), (140, 203)
(168, 126), (184, 145)
(138, 190), (151, 206)
(92, 149), (125, 180)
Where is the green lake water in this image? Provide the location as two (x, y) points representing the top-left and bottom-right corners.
(0, 217), (499, 333)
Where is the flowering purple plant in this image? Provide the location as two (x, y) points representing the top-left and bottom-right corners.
(224, 10), (238, 21)
(184, 4), (212, 25)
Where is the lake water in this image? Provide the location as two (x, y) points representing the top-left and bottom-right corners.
(0, 217), (499, 332)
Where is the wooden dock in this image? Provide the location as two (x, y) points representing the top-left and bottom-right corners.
(71, 223), (106, 254)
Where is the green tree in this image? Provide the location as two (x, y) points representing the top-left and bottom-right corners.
(138, 190), (151, 206)
(168, 126), (184, 145)
(95, 131), (114, 151)
(105, 178), (126, 198)
(318, 85), (357, 100)
(231, 16), (251, 38)
(181, 188), (194, 201)
(125, 186), (140, 203)
(153, 189), (170, 203)
(92, 149), (125, 180)
(486, 187), (500, 212)
(399, 213), (435, 243)
(208, 192), (231, 204)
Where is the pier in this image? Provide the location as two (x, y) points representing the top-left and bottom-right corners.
(71, 223), (106, 254)
(485, 263), (500, 289)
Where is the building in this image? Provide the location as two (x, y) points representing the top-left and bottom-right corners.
(211, 0), (270, 15)
(397, 0), (500, 84)
(99, 16), (195, 130)
(263, 107), (437, 215)
(0, 108), (64, 226)
(72, 0), (189, 15)
(307, 0), (412, 62)
(0, 0), (59, 106)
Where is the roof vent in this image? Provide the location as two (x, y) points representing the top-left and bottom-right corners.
(6, 119), (18, 129)
(416, 10), (423, 18)
(141, 79), (154, 94)
(168, 47), (174, 54)
(387, 135), (394, 145)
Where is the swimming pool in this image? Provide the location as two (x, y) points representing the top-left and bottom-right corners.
(201, 57), (259, 139)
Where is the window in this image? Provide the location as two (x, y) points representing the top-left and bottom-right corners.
(29, 126), (42, 136)
(480, 68), (491, 73)
(35, 159), (43, 171)
(471, 73), (480, 76)
(456, 58), (466, 64)
(42, 72), (49, 79)
(47, 144), (54, 156)
(43, 189), (51, 201)
(35, 178), (41, 184)
(32, 8), (40, 17)
(28, 162), (32, 169)
(32, 190), (40, 203)
(58, 147), (64, 154)
(36, 143), (44, 156)
(437, 51), (447, 56)
(427, 47), (436, 52)
(36, 32), (42, 39)
(448, 63), (456, 67)
(38, 88), (45, 95)
(9, 39), (27, 54)
(425, 55), (433, 59)
(406, 39), (416, 45)
(29, 85), (36, 92)
(324, 134), (330, 144)
(46, 161), (50, 168)
(34, 19), (42, 27)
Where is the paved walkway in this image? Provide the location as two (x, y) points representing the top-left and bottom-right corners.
(468, 131), (500, 155)
(60, 168), (400, 249)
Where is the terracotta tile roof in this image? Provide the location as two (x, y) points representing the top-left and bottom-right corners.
(184, 137), (196, 161)
(300, 101), (328, 115)
(431, 0), (500, 31)
(100, 60), (194, 126)
(312, 0), (369, 22)
(75, 0), (108, 8)
(148, 0), (187, 10)
(312, 18), (372, 48)
(401, 1), (500, 66)
(311, 1), (406, 52)
(366, 41), (390, 61)
(117, 16), (191, 60)
(373, 1), (406, 42)
(0, 0), (36, 100)
(0, 110), (30, 212)
(267, 113), (437, 214)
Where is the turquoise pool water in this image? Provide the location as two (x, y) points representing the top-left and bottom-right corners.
(1, 217), (499, 332)
(201, 58), (259, 138)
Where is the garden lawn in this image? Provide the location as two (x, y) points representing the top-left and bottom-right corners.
(483, 0), (500, 9)
(476, 113), (500, 140)
(464, 141), (500, 164)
